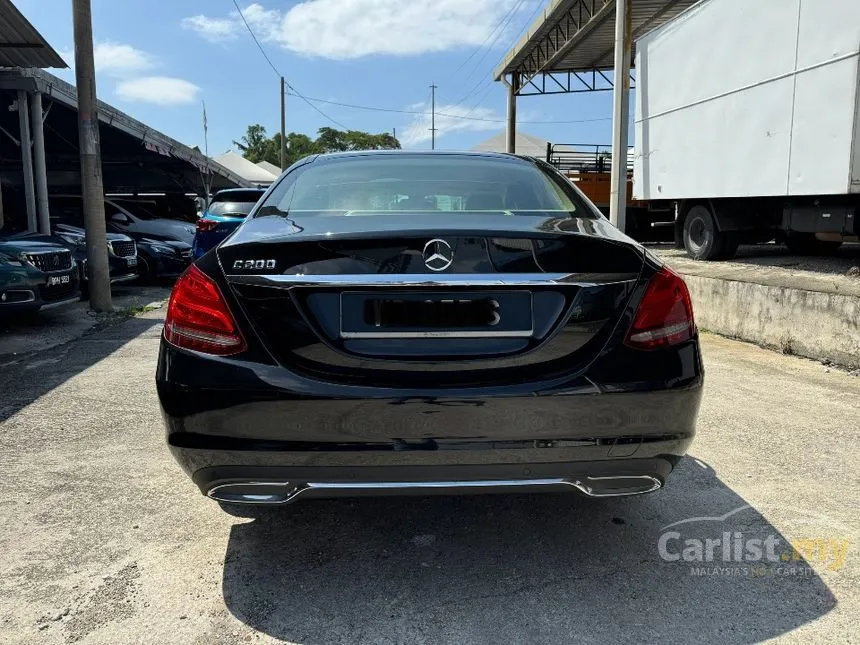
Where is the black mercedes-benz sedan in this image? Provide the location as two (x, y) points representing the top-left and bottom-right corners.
(156, 151), (702, 510)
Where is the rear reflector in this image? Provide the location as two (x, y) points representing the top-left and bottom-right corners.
(164, 265), (246, 355)
(196, 218), (218, 232)
(625, 267), (695, 350)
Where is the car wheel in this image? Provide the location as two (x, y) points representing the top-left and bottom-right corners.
(137, 253), (155, 284)
(785, 233), (842, 256)
(683, 205), (724, 261)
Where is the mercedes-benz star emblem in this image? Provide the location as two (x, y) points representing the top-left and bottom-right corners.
(422, 239), (454, 272)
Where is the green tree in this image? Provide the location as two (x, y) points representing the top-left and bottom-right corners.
(232, 124), (276, 163)
(234, 125), (400, 167)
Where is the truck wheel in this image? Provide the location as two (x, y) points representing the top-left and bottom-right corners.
(785, 233), (842, 256)
(683, 205), (724, 260)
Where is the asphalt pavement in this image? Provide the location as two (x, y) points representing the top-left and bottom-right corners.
(0, 309), (857, 644)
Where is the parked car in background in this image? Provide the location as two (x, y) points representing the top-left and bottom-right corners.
(49, 195), (196, 245)
(0, 236), (79, 317)
(120, 232), (192, 283)
(106, 198), (197, 242)
(51, 223), (138, 296)
(192, 188), (266, 258)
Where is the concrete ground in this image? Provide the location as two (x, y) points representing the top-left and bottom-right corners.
(0, 285), (172, 359)
(0, 309), (858, 644)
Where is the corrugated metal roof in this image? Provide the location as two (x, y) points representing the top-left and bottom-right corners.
(494, 0), (698, 81)
(0, 0), (67, 68)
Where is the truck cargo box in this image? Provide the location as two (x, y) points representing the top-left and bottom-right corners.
(633, 0), (860, 201)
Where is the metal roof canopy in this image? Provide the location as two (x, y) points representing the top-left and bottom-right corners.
(0, 68), (251, 195)
(494, 0), (697, 96)
(0, 0), (67, 68)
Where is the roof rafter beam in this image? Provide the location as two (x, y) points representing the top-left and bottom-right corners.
(584, 0), (686, 68)
(517, 0), (616, 90)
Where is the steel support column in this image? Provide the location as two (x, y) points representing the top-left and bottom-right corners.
(30, 92), (50, 234)
(17, 90), (37, 232)
(608, 0), (632, 233)
(506, 74), (518, 153)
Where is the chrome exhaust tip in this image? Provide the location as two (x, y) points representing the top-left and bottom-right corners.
(207, 482), (297, 504)
(570, 475), (662, 497)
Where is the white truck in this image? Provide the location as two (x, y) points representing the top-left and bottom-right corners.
(632, 0), (860, 259)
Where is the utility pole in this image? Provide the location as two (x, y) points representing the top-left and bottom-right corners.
(202, 100), (211, 204)
(429, 84), (437, 150)
(72, 0), (112, 311)
(280, 77), (286, 170)
(608, 0), (632, 234)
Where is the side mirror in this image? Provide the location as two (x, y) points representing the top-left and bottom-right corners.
(110, 213), (130, 225)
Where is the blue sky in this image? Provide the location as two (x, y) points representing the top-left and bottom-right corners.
(19, 0), (620, 155)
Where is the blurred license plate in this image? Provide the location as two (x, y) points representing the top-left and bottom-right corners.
(127, 257), (138, 267)
(47, 274), (70, 287)
(340, 291), (533, 338)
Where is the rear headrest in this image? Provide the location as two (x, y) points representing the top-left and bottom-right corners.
(465, 193), (504, 211)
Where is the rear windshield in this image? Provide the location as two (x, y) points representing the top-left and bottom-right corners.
(211, 190), (265, 204)
(207, 202), (259, 217)
(259, 156), (593, 217)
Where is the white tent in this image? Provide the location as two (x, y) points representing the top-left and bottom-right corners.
(255, 160), (282, 176)
(470, 131), (549, 158)
(213, 151), (278, 184)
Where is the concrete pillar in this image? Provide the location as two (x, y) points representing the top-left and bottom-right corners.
(30, 92), (50, 234)
(17, 90), (37, 233)
(0, 180), (4, 231)
(506, 74), (518, 154)
(608, 0), (632, 233)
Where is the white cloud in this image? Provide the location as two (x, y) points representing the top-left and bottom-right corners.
(181, 15), (240, 42)
(400, 103), (501, 147)
(114, 76), (201, 105)
(183, 0), (525, 59)
(57, 41), (156, 76)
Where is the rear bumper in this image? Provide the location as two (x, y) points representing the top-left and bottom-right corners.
(161, 375), (701, 502)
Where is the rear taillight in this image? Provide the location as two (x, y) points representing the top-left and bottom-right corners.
(625, 267), (695, 350)
(196, 218), (218, 232)
(164, 265), (246, 355)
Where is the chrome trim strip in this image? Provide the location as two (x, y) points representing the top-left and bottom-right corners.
(340, 329), (534, 339)
(227, 272), (638, 288)
(207, 475), (663, 505)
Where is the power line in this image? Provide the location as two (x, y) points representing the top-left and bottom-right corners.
(230, 0), (348, 129)
(284, 91), (610, 124)
(445, 0), (526, 83)
(451, 0), (527, 107)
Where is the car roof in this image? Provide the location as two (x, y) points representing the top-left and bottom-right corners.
(311, 150), (534, 165)
(214, 188), (267, 196)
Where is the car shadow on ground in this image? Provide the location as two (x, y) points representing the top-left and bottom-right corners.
(220, 457), (838, 644)
(0, 313), (162, 424)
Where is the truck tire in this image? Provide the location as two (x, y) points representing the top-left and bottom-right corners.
(683, 205), (724, 261)
(785, 233), (842, 256)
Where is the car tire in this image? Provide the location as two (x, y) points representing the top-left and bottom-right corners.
(785, 233), (842, 256)
(683, 205), (724, 261)
(136, 253), (155, 284)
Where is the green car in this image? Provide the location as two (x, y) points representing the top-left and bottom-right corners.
(0, 237), (80, 317)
